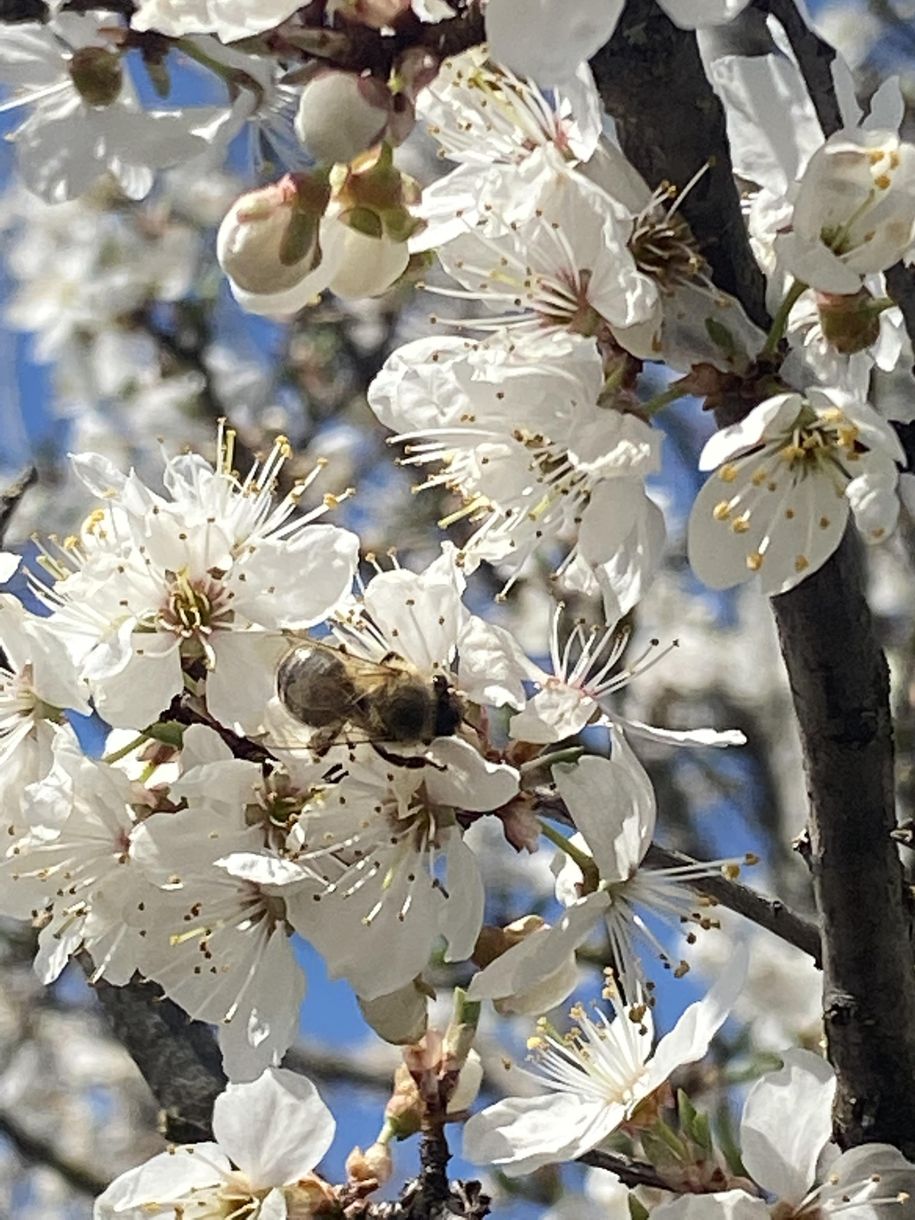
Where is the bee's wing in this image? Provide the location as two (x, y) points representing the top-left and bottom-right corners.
(284, 633), (409, 681)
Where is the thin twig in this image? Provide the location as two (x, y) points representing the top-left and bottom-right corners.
(644, 844), (823, 966)
(579, 1148), (698, 1193)
(754, 0), (843, 137)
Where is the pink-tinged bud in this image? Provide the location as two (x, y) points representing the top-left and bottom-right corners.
(346, 1142), (394, 1186)
(217, 176), (327, 295)
(295, 71), (392, 165)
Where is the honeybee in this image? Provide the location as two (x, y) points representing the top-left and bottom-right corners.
(276, 639), (463, 757)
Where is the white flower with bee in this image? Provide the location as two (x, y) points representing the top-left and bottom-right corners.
(243, 548), (527, 1000)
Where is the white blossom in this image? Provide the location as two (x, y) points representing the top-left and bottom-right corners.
(94, 1067), (335, 1219)
(687, 388), (904, 595)
(0, 14), (219, 202)
(652, 1051), (915, 1220)
(462, 944), (747, 1176)
(0, 746), (158, 986)
(472, 748), (743, 1004)
(507, 605), (746, 748)
(0, 594), (89, 834)
(368, 335), (664, 610)
(131, 0), (304, 41)
(777, 130), (915, 295)
(36, 424), (359, 733)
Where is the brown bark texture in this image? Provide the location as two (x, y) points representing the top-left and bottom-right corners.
(592, 0), (915, 1154)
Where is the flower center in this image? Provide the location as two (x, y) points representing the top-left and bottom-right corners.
(156, 569), (234, 666)
(629, 183), (705, 290)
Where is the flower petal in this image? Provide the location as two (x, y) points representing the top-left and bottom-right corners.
(740, 1048), (835, 1203)
(213, 1067), (334, 1189)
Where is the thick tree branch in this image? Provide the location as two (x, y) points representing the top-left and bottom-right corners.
(645, 844), (822, 965)
(590, 0), (769, 328)
(771, 530), (915, 1155)
(591, 0), (915, 1159)
(83, 964), (226, 1144)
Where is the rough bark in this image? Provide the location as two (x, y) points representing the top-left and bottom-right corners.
(592, 0), (915, 1156)
(590, 0), (769, 328)
(772, 533), (915, 1154)
(85, 966), (227, 1144)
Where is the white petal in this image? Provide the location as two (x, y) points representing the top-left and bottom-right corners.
(441, 831), (485, 963)
(740, 1048), (835, 1203)
(425, 737), (519, 811)
(615, 717), (746, 749)
(457, 616), (538, 709)
(698, 395), (801, 473)
(0, 552), (20, 583)
(213, 1068), (334, 1189)
(205, 631), (289, 735)
(468, 892), (607, 1005)
(660, 0), (751, 26)
(510, 684), (595, 745)
(93, 1145), (228, 1217)
(847, 471), (900, 545)
(463, 1091), (619, 1176)
(553, 737), (655, 881)
(91, 636), (183, 729)
(484, 0), (625, 85)
(651, 1191), (769, 1220)
(647, 943), (748, 1088)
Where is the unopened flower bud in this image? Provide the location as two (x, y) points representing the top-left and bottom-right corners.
(69, 46), (123, 107)
(326, 225), (410, 299)
(295, 71), (392, 165)
(217, 175), (329, 297)
(816, 288), (884, 355)
(331, 143), (424, 245)
(384, 1063), (423, 1137)
(346, 1141), (393, 1186)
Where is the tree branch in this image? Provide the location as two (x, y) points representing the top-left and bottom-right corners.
(644, 844), (822, 965)
(590, 0), (915, 1158)
(754, 0), (842, 137)
(0, 1108), (108, 1197)
(771, 530), (915, 1156)
(82, 963), (226, 1144)
(0, 467), (36, 544)
(590, 0), (769, 327)
(580, 1148), (691, 1192)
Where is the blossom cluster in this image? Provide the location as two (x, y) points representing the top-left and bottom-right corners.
(1, 0), (915, 1214)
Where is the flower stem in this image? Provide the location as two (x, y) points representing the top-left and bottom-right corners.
(538, 818), (601, 893)
(176, 38), (266, 102)
(641, 384), (688, 416)
(102, 733), (150, 764)
(763, 278), (807, 356)
(520, 746), (585, 777)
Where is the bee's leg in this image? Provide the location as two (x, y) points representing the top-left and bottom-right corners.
(370, 743), (447, 771)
